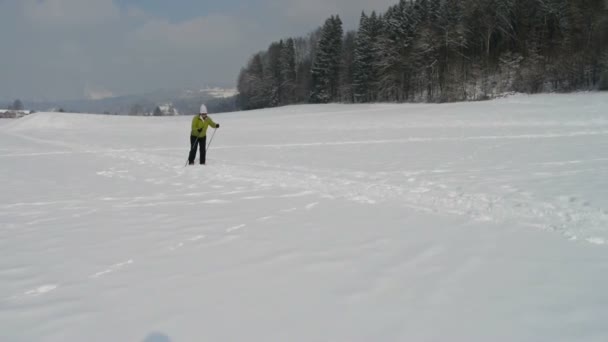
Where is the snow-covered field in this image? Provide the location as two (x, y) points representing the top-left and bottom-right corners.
(1, 93), (608, 341)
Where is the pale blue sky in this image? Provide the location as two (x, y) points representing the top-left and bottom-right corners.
(0, 0), (395, 101)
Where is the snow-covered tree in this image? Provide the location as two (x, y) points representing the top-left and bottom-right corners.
(280, 38), (297, 104)
(237, 53), (272, 110)
(310, 16), (343, 103)
(153, 106), (162, 116)
(601, 52), (608, 90)
(353, 11), (382, 102)
(11, 99), (23, 111)
(266, 41), (284, 106)
(339, 31), (356, 102)
(236, 0), (608, 107)
(129, 104), (144, 116)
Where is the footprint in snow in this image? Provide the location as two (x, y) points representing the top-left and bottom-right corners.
(557, 195), (578, 203)
(21, 284), (59, 298)
(168, 242), (185, 251)
(189, 235), (206, 241)
(169, 235), (206, 251)
(305, 202), (319, 210)
(586, 237), (607, 245)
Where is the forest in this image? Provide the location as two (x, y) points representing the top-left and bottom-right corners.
(237, 0), (608, 109)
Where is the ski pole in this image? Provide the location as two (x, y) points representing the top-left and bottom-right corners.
(206, 128), (217, 154)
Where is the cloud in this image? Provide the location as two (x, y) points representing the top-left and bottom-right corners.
(129, 15), (242, 50)
(267, 0), (396, 29)
(22, 0), (121, 29)
(0, 0), (256, 99)
(0, 0), (399, 100)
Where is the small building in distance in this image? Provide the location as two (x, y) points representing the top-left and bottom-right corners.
(0, 109), (33, 118)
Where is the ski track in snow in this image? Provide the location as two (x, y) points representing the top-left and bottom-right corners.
(5, 126), (600, 159)
(4, 116), (607, 246)
(226, 224), (246, 233)
(93, 144), (606, 247)
(2, 95), (608, 341)
(1, 196), (295, 301)
(90, 259), (134, 279)
(305, 202), (319, 210)
(194, 160), (607, 245)
(19, 284), (59, 299)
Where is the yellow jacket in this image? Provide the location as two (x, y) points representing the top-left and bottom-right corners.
(191, 115), (217, 138)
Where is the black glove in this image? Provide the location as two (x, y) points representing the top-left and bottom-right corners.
(197, 128), (202, 133)
(215, 123), (220, 128)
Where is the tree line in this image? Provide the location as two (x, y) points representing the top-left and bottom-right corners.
(5, 99), (24, 111)
(237, 0), (608, 109)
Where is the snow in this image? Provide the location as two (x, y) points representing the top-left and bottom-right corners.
(181, 87), (238, 99)
(158, 103), (179, 116)
(0, 109), (32, 116)
(1, 92), (608, 341)
(203, 87), (238, 98)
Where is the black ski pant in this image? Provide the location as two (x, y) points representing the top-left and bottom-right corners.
(188, 135), (207, 164)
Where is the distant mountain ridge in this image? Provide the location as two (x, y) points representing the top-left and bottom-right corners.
(19, 87), (238, 115)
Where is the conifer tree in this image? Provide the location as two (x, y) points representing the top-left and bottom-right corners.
(280, 38), (297, 104)
(353, 12), (374, 102)
(311, 16), (343, 103)
(237, 0), (608, 108)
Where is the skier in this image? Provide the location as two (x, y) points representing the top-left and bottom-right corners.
(188, 104), (219, 165)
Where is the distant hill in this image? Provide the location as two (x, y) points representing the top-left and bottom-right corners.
(22, 87), (238, 115)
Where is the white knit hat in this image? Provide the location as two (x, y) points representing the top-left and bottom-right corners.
(199, 104), (208, 114)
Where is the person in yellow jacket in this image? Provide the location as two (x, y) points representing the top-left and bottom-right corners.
(188, 104), (219, 165)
